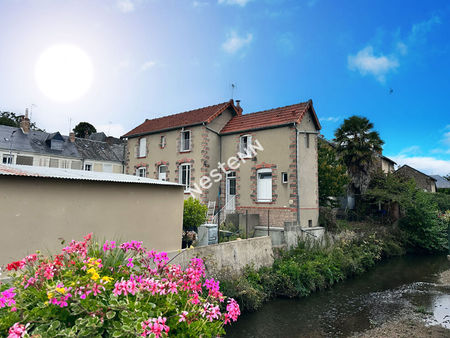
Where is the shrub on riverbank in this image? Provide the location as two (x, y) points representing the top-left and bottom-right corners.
(0, 234), (240, 337)
(220, 234), (384, 313)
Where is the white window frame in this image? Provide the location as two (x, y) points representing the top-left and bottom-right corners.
(2, 154), (13, 165)
(180, 130), (191, 152)
(240, 135), (252, 158)
(257, 168), (273, 202)
(84, 163), (93, 171)
(179, 163), (191, 192)
(282, 172), (288, 184)
(158, 165), (168, 181)
(137, 167), (146, 177)
(139, 138), (147, 158)
(160, 135), (166, 148)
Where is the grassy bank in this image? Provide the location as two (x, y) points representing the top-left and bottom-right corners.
(220, 229), (405, 313)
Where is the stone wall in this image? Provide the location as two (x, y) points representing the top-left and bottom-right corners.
(167, 236), (273, 277)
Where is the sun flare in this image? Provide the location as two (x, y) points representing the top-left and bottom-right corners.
(35, 44), (93, 102)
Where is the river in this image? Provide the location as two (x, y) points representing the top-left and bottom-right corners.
(226, 255), (450, 337)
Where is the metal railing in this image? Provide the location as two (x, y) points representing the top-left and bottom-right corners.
(212, 195), (236, 225)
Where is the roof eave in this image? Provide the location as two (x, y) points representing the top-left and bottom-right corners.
(220, 122), (295, 135)
(121, 122), (205, 139)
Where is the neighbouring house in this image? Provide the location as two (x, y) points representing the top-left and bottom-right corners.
(395, 164), (437, 192)
(430, 175), (450, 192)
(0, 112), (125, 173)
(0, 164), (184, 266)
(376, 154), (396, 174)
(122, 99), (321, 228)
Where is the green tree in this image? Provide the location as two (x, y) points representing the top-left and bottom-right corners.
(183, 197), (207, 231)
(318, 137), (349, 206)
(334, 116), (384, 195)
(0, 111), (41, 130)
(444, 174), (450, 181)
(73, 122), (96, 138)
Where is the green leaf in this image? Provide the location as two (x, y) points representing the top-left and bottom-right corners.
(112, 331), (123, 337)
(106, 311), (116, 320)
(50, 320), (61, 330)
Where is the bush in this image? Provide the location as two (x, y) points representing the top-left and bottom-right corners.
(400, 190), (448, 253)
(431, 192), (450, 213)
(183, 197), (207, 231)
(318, 207), (337, 232)
(0, 234), (240, 337)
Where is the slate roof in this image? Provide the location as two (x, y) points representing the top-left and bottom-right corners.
(121, 100), (240, 138)
(430, 175), (450, 189)
(0, 125), (124, 163)
(74, 138), (124, 162)
(0, 125), (78, 158)
(395, 165), (437, 181)
(0, 164), (180, 186)
(220, 100), (321, 134)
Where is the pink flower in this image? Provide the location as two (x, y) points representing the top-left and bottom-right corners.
(224, 298), (241, 324)
(126, 258), (134, 268)
(178, 311), (188, 323)
(0, 288), (16, 308)
(103, 240), (116, 252)
(8, 323), (28, 338)
(141, 317), (170, 337)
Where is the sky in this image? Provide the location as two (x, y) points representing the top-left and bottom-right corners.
(0, 0), (449, 175)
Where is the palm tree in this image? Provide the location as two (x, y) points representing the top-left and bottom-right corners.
(334, 116), (384, 195)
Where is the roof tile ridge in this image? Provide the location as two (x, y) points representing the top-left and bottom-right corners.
(236, 100), (310, 118)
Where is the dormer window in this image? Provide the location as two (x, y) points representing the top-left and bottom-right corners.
(50, 139), (63, 151)
(239, 135), (252, 158)
(180, 130), (191, 152)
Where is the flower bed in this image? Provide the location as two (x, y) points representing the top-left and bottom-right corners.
(0, 234), (240, 337)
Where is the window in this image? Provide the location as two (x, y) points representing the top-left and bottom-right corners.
(308, 220), (312, 227)
(61, 160), (70, 169)
(160, 136), (166, 148)
(179, 163), (191, 192)
(39, 158), (49, 167)
(49, 158), (59, 168)
(239, 135), (252, 157)
(158, 165), (168, 181)
(137, 167), (146, 177)
(2, 154), (13, 164)
(103, 164), (113, 173)
(282, 172), (288, 183)
(180, 131), (191, 152)
(257, 168), (272, 202)
(50, 139), (63, 151)
(84, 163), (92, 171)
(139, 138), (147, 158)
(306, 134), (310, 148)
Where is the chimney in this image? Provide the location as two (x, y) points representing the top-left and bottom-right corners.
(235, 100), (243, 114)
(20, 108), (30, 134)
(69, 132), (75, 143)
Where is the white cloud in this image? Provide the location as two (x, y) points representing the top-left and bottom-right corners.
(390, 155), (450, 176)
(193, 1), (209, 7)
(222, 31), (253, 54)
(409, 15), (441, 43)
(140, 61), (156, 72)
(218, 0), (252, 6)
(116, 0), (135, 13)
(442, 131), (450, 146)
(319, 116), (340, 123)
(96, 123), (127, 138)
(399, 145), (421, 155)
(348, 46), (398, 83)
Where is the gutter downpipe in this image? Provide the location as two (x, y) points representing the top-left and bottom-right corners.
(203, 123), (222, 226)
(294, 123), (301, 226)
(295, 126), (320, 235)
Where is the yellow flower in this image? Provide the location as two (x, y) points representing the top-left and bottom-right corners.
(87, 267), (100, 281)
(101, 276), (113, 284)
(56, 287), (66, 295)
(47, 292), (54, 299)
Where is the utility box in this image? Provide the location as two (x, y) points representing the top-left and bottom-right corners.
(197, 224), (218, 247)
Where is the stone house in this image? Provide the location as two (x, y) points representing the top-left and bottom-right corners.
(0, 112), (124, 173)
(395, 164), (437, 192)
(122, 99), (321, 228)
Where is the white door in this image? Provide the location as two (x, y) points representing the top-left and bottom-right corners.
(257, 169), (272, 202)
(226, 172), (236, 211)
(158, 165), (167, 181)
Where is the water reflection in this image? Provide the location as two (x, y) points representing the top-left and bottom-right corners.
(226, 255), (450, 337)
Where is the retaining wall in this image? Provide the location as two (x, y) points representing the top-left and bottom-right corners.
(167, 236), (273, 277)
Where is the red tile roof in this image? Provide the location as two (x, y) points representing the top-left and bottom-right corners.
(122, 100), (239, 138)
(220, 100), (321, 134)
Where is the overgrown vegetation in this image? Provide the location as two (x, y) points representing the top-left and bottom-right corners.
(221, 234), (386, 313)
